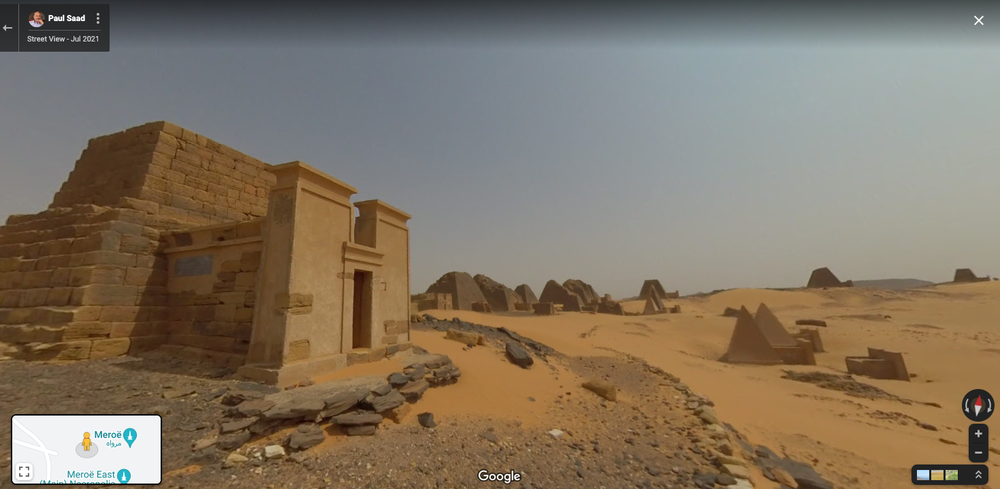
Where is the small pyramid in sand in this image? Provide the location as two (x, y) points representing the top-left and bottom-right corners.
(721, 306), (783, 365)
(642, 295), (663, 315)
(753, 303), (799, 348)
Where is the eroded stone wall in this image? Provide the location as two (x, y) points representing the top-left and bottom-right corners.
(162, 220), (264, 367)
(52, 121), (275, 230)
(0, 206), (170, 361)
(0, 121), (276, 363)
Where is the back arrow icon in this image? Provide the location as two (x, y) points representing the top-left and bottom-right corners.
(2, 25), (11, 31)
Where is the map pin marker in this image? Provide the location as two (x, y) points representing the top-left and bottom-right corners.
(117, 468), (131, 483)
(123, 428), (136, 448)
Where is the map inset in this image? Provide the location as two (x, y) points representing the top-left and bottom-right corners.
(10, 415), (161, 484)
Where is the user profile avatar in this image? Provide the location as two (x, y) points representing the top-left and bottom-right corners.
(28, 11), (44, 28)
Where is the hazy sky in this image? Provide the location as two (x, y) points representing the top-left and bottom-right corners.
(2, 3), (999, 297)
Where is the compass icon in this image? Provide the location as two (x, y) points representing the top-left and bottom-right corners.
(962, 389), (994, 422)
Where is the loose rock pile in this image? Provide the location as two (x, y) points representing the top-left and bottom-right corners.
(191, 352), (462, 464)
(680, 388), (836, 489)
(414, 314), (559, 371)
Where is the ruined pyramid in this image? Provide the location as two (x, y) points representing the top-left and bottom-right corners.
(954, 268), (990, 283)
(806, 267), (852, 288)
(425, 271), (488, 311)
(514, 284), (538, 304)
(539, 280), (583, 312)
(752, 303), (799, 348)
(721, 306), (783, 365)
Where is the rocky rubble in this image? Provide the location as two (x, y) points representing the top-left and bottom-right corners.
(414, 314), (559, 371)
(189, 351), (462, 462)
(583, 347), (837, 489)
(0, 322), (842, 488)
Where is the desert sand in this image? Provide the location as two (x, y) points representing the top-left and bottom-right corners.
(411, 281), (1000, 489)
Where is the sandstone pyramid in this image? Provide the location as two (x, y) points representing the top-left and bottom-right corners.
(0, 121), (276, 363)
(563, 279), (599, 305)
(642, 296), (663, 315)
(514, 284), (538, 304)
(954, 268), (990, 283)
(539, 280), (583, 312)
(721, 307), (782, 365)
(752, 303), (799, 348)
(425, 271), (488, 311)
(472, 274), (521, 312)
(639, 280), (667, 301)
(806, 267), (852, 288)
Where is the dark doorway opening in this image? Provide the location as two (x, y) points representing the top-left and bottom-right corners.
(352, 270), (373, 349)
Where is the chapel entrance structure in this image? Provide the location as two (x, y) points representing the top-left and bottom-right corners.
(0, 122), (413, 387)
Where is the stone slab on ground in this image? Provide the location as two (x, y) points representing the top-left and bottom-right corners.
(505, 341), (533, 368)
(365, 389), (406, 413)
(317, 388), (368, 420)
(332, 411), (383, 426)
(345, 424), (377, 436)
(398, 379), (429, 401)
(755, 445), (835, 489)
(287, 424), (325, 450)
(260, 375), (387, 412)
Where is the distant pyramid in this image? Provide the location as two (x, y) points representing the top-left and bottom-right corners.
(642, 292), (664, 315)
(954, 268), (990, 283)
(425, 271), (488, 311)
(639, 280), (667, 300)
(639, 279), (678, 300)
(539, 280), (583, 312)
(806, 267), (852, 288)
(514, 284), (538, 304)
(563, 279), (599, 305)
(473, 274), (521, 312)
(642, 295), (662, 315)
(721, 307), (783, 365)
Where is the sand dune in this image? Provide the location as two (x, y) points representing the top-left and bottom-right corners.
(416, 281), (1000, 489)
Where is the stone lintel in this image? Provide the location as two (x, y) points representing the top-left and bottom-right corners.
(343, 242), (384, 267)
